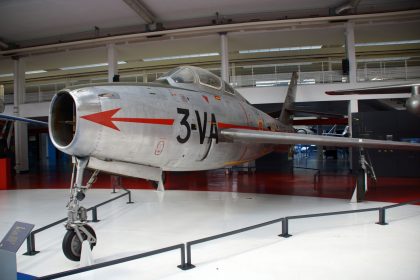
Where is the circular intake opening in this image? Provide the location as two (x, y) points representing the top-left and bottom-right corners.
(50, 91), (76, 147)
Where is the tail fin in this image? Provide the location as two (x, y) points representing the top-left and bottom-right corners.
(279, 71), (298, 126)
(0, 85), (4, 113)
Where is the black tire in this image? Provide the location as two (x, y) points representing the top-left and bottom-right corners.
(62, 225), (96, 261)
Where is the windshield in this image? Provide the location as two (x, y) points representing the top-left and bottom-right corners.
(171, 67), (195, 83)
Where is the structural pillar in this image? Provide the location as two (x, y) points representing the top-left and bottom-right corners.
(107, 43), (118, 83)
(348, 98), (363, 202)
(345, 21), (357, 84)
(220, 32), (229, 82)
(13, 57), (29, 173)
(107, 43), (122, 188)
(348, 98), (358, 136)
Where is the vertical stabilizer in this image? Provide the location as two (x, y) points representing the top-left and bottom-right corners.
(0, 85), (4, 113)
(279, 72), (298, 126)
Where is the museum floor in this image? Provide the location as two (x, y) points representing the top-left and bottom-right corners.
(8, 155), (420, 204)
(2, 155), (419, 279)
(0, 189), (419, 280)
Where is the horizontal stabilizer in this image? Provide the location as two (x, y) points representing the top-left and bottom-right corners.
(221, 129), (420, 151)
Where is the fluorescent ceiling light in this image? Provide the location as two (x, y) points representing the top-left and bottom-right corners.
(355, 40), (420, 47)
(239, 45), (322, 54)
(358, 57), (410, 62)
(1, 70), (48, 77)
(26, 70), (47, 74)
(243, 62), (313, 69)
(59, 61), (127, 71)
(256, 80), (291, 87)
(143, 53), (219, 62)
(301, 78), (315, 85)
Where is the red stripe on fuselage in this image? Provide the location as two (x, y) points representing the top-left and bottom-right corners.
(112, 118), (174, 125)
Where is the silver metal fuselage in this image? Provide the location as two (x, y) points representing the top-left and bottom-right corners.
(49, 82), (289, 173)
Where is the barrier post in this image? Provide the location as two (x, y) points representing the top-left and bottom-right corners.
(180, 243), (195, 270)
(23, 232), (39, 256)
(177, 244), (194, 270)
(279, 218), (292, 238)
(376, 208), (388, 225)
(92, 207), (99, 223)
(127, 191), (134, 204)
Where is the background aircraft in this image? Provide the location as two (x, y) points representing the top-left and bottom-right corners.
(326, 83), (420, 116)
(1, 66), (419, 261)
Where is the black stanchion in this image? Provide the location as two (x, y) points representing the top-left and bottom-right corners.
(92, 207), (99, 223)
(23, 232), (39, 256)
(279, 218), (292, 238)
(377, 208), (388, 225)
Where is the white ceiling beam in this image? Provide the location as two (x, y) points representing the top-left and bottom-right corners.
(122, 0), (155, 24)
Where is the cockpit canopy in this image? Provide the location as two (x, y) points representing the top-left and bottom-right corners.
(157, 66), (237, 96)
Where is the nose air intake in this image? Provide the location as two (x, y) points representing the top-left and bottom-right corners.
(50, 91), (76, 147)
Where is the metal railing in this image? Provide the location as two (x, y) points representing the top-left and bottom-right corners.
(36, 243), (188, 280)
(25, 197), (419, 278)
(183, 198), (420, 268)
(24, 188), (133, 256)
(17, 195), (420, 280)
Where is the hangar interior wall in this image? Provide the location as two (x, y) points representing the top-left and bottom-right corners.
(351, 110), (420, 177)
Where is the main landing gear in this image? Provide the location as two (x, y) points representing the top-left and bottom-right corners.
(63, 157), (99, 261)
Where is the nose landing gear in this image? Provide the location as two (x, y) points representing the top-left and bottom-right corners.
(63, 157), (99, 261)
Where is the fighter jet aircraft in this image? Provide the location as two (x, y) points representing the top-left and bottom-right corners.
(1, 66), (420, 261)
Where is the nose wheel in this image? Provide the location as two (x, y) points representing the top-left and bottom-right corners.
(62, 224), (97, 261)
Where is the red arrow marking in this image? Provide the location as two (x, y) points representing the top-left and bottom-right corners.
(81, 108), (174, 131)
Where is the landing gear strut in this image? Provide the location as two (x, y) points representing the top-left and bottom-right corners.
(63, 157), (99, 261)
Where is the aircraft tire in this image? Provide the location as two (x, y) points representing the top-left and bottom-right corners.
(62, 225), (96, 261)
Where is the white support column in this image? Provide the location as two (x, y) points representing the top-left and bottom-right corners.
(107, 43), (122, 187)
(220, 32), (229, 82)
(143, 71), (148, 83)
(107, 43), (118, 83)
(348, 98), (359, 140)
(348, 98), (359, 171)
(13, 57), (29, 173)
(345, 21), (357, 84)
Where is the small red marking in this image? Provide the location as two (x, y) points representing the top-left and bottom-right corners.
(214, 95), (221, 101)
(202, 95), (209, 103)
(258, 120), (264, 129)
(155, 140), (165, 155)
(81, 108), (174, 131)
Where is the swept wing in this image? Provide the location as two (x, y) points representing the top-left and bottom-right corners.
(221, 129), (420, 151)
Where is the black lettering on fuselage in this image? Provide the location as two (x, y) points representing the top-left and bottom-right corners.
(176, 108), (190, 143)
(177, 108), (218, 144)
(209, 113), (219, 144)
(195, 110), (207, 144)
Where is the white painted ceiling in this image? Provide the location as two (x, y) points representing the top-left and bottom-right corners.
(1, 0), (419, 46)
(0, 0), (419, 80)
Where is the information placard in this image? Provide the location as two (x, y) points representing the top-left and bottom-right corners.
(0, 222), (34, 253)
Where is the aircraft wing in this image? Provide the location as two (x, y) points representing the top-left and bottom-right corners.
(0, 114), (48, 126)
(325, 84), (418, 95)
(221, 129), (420, 151)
